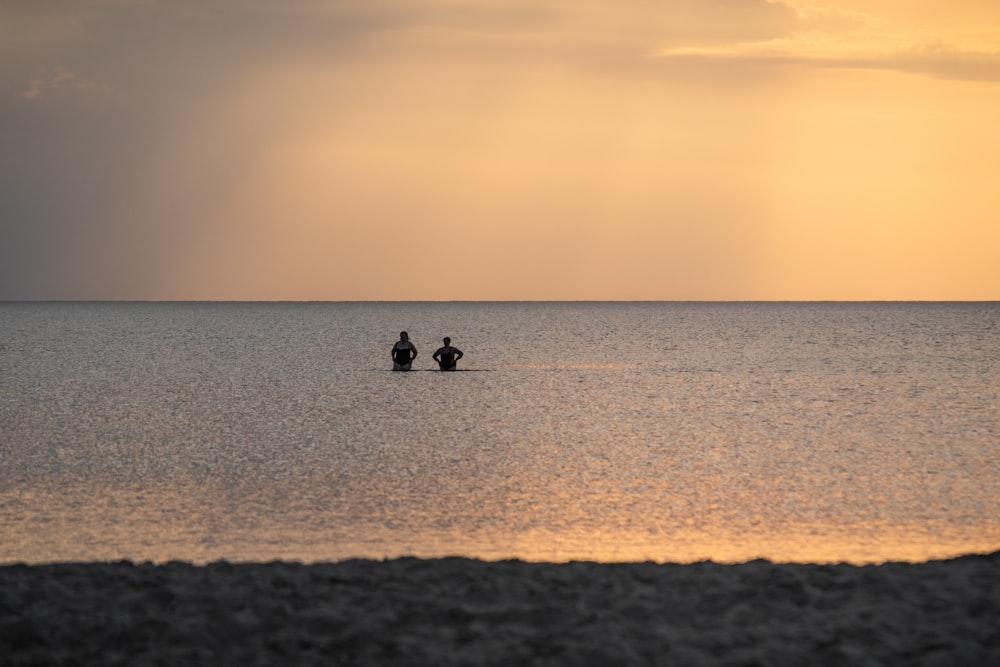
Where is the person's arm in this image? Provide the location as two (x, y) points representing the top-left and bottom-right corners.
(432, 348), (440, 362)
(455, 348), (464, 361)
(410, 343), (418, 360)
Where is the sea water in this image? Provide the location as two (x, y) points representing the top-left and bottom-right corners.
(1, 302), (998, 564)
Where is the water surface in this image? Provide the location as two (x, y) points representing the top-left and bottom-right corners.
(2, 302), (997, 563)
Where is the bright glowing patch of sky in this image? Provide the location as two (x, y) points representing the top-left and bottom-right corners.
(1, 0), (998, 299)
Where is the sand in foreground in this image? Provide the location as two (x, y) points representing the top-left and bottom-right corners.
(1, 552), (998, 666)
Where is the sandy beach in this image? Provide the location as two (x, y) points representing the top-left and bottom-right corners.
(1, 552), (997, 666)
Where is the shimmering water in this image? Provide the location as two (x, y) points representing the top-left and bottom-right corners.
(2, 302), (998, 564)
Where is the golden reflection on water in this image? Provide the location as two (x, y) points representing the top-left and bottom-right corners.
(3, 480), (997, 565)
(496, 523), (1000, 565)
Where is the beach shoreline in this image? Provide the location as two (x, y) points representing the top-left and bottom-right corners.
(2, 551), (997, 666)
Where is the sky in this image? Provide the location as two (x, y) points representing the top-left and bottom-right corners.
(2, 0), (998, 300)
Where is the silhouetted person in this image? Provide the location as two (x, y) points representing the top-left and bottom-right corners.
(392, 331), (417, 371)
(432, 337), (463, 371)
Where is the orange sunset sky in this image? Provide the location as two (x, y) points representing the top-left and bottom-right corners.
(1, 0), (998, 300)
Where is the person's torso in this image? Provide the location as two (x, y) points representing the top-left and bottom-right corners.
(393, 342), (414, 361)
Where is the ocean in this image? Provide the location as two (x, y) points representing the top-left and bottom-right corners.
(1, 301), (997, 564)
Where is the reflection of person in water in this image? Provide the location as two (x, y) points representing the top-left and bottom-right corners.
(432, 337), (464, 371)
(391, 331), (418, 371)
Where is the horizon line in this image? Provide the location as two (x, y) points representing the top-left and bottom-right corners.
(3, 299), (998, 305)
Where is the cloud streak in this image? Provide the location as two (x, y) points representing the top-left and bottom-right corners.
(16, 65), (111, 99)
(657, 31), (1000, 83)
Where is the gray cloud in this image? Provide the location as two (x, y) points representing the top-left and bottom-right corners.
(1, 0), (805, 98)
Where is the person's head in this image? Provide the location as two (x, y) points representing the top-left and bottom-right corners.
(399, 331), (409, 340)
(443, 337), (450, 345)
